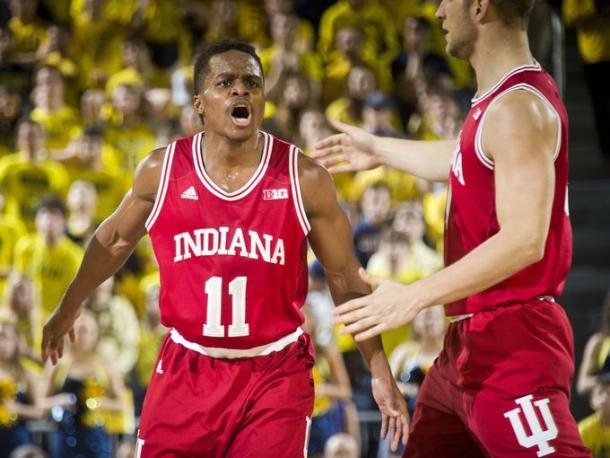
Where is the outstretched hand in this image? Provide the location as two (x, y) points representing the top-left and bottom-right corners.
(334, 269), (425, 341)
(41, 308), (78, 365)
(372, 376), (410, 451)
(312, 119), (380, 173)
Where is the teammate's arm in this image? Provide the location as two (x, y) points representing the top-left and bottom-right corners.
(334, 91), (560, 340)
(41, 148), (165, 365)
(298, 155), (409, 450)
(312, 118), (455, 182)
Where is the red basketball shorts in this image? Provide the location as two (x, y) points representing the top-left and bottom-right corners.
(404, 299), (591, 457)
(136, 331), (315, 457)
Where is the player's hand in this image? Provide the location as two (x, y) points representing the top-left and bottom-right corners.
(334, 269), (425, 341)
(371, 376), (410, 451)
(41, 307), (78, 365)
(312, 119), (380, 173)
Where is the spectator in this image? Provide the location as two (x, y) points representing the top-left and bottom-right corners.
(104, 84), (155, 175)
(30, 66), (80, 151)
(0, 274), (41, 361)
(65, 180), (97, 245)
(361, 91), (403, 138)
(61, 128), (124, 224)
(13, 195), (82, 320)
(0, 321), (43, 457)
(131, 278), (164, 418)
(389, 305), (445, 416)
(578, 292), (610, 397)
(318, 0), (399, 70)
(0, 86), (24, 155)
(352, 182), (392, 267)
(259, 12), (323, 104)
(326, 65), (376, 127)
(0, 205), (26, 296)
(578, 373), (610, 457)
(0, 119), (68, 230)
(44, 311), (124, 458)
(263, 72), (313, 143)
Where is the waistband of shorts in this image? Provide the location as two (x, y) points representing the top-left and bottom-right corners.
(169, 327), (304, 359)
(448, 295), (556, 323)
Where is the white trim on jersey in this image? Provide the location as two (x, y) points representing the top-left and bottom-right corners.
(193, 131), (273, 201)
(145, 141), (177, 232)
(474, 83), (562, 170)
(169, 327), (303, 359)
(289, 146), (311, 235)
(471, 61), (541, 106)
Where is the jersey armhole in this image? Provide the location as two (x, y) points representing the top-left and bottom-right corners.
(474, 84), (562, 170)
(289, 146), (311, 236)
(145, 141), (177, 232)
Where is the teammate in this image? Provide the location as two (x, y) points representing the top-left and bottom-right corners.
(40, 41), (408, 456)
(314, 0), (591, 456)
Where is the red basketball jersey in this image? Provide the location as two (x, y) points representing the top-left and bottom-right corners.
(444, 63), (572, 316)
(146, 131), (310, 349)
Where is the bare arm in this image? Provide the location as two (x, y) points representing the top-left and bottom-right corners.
(335, 90), (560, 339)
(299, 155), (408, 449)
(41, 147), (165, 364)
(312, 118), (455, 182)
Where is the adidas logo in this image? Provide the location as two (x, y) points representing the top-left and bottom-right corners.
(181, 186), (199, 200)
(473, 107), (482, 121)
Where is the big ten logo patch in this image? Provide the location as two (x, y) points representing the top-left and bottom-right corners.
(262, 188), (288, 200)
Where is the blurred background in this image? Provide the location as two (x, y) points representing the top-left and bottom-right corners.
(0, 0), (608, 457)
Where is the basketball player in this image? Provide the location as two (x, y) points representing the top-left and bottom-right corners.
(40, 41), (408, 456)
(314, 0), (592, 456)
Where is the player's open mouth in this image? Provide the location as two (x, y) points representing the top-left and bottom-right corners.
(230, 104), (251, 127)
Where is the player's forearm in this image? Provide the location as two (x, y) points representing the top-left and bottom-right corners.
(373, 137), (455, 182)
(355, 337), (394, 382)
(411, 229), (545, 311)
(327, 270), (393, 381)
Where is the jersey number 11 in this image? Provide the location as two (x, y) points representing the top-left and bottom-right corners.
(203, 276), (249, 338)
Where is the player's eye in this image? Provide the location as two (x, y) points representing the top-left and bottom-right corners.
(217, 80), (231, 88)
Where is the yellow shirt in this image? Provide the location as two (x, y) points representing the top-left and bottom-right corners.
(579, 412), (610, 457)
(312, 356), (332, 417)
(423, 188), (447, 251)
(0, 154), (69, 231)
(318, 0), (399, 66)
(14, 235), (83, 319)
(563, 0), (610, 64)
(0, 215), (26, 296)
(104, 122), (156, 177)
(30, 106), (81, 151)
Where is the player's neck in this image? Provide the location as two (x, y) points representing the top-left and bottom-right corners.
(471, 31), (534, 98)
(202, 131), (262, 168)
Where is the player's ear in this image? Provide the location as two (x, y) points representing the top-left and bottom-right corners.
(194, 95), (205, 124)
(476, 0), (491, 21)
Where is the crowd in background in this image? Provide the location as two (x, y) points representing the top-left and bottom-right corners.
(0, 0), (608, 457)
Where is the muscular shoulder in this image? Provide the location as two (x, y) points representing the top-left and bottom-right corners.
(297, 153), (338, 217)
(132, 147), (167, 203)
(483, 90), (559, 160)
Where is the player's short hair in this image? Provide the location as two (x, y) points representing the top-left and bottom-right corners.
(192, 40), (264, 95)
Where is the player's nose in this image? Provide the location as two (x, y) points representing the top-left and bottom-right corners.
(230, 81), (249, 97)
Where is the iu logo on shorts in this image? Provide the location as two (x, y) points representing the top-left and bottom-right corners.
(503, 395), (558, 457)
